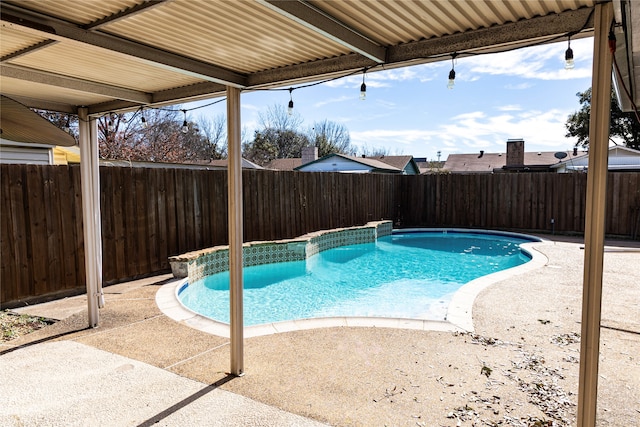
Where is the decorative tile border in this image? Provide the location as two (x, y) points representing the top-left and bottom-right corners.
(168, 220), (393, 284)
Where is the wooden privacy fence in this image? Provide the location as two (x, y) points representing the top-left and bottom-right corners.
(2, 164), (639, 306)
(397, 173), (639, 236)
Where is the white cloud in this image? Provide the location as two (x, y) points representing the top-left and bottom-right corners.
(505, 82), (534, 90)
(459, 37), (593, 81)
(325, 65), (424, 89)
(350, 107), (577, 159)
(313, 96), (351, 108)
(497, 105), (522, 111)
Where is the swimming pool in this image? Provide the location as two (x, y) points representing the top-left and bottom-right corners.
(177, 230), (539, 327)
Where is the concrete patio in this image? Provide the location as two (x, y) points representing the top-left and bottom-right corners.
(1, 236), (638, 426)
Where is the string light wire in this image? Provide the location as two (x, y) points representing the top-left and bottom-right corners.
(77, 8), (596, 125)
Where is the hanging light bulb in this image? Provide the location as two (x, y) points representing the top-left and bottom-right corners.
(139, 107), (148, 129)
(288, 88), (294, 116)
(63, 115), (70, 133)
(564, 37), (574, 70)
(107, 113), (115, 132)
(447, 54), (457, 89)
(181, 110), (189, 133)
(360, 69), (367, 101)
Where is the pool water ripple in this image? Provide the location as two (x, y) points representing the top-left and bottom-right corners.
(178, 232), (535, 326)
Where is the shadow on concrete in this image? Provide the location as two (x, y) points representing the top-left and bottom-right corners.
(0, 326), (91, 356)
(136, 374), (237, 427)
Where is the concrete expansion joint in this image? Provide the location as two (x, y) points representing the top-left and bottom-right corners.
(163, 341), (230, 370)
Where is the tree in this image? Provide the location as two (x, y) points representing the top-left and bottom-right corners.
(33, 110), (79, 142)
(34, 107), (226, 162)
(96, 109), (226, 162)
(196, 114), (226, 160)
(243, 128), (309, 166)
(308, 120), (354, 157)
(565, 87), (640, 149)
(358, 144), (393, 157)
(242, 104), (309, 165)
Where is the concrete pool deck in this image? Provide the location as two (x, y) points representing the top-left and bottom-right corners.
(156, 240), (548, 337)
(2, 235), (639, 426)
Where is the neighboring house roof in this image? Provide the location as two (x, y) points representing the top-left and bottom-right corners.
(551, 146), (640, 171)
(266, 158), (303, 171)
(416, 160), (446, 174)
(275, 154), (420, 174)
(443, 150), (580, 173)
(295, 153), (402, 173)
(0, 95), (76, 147)
(368, 155), (421, 174)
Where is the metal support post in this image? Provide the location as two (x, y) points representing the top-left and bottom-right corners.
(227, 87), (244, 376)
(577, 2), (613, 426)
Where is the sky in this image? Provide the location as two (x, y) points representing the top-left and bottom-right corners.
(186, 37), (594, 162)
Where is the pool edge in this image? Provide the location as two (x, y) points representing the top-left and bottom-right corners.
(156, 228), (549, 338)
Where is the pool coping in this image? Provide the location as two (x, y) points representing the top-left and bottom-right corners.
(156, 229), (549, 338)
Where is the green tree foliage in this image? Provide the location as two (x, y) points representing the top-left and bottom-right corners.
(243, 128), (309, 166)
(565, 87), (640, 149)
(242, 104), (309, 165)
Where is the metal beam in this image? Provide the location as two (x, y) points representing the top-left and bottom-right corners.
(85, 0), (170, 29)
(577, 3), (614, 426)
(0, 64), (153, 104)
(3, 94), (77, 114)
(0, 4), (247, 87)
(248, 6), (595, 88)
(1, 40), (57, 62)
(227, 86), (244, 376)
(386, 6), (595, 64)
(257, 0), (386, 63)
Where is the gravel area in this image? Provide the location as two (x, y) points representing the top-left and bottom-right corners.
(0, 310), (56, 341)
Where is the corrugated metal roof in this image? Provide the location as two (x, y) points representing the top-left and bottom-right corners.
(6, 0), (142, 25)
(0, 26), (46, 57)
(0, 0), (600, 115)
(10, 42), (200, 92)
(102, 0), (351, 74)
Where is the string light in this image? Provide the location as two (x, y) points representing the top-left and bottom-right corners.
(140, 114), (148, 129)
(565, 36), (574, 70)
(287, 88), (294, 116)
(360, 69), (367, 101)
(63, 115), (70, 133)
(447, 54), (457, 89)
(107, 113), (115, 132)
(77, 10), (593, 132)
(181, 109), (189, 133)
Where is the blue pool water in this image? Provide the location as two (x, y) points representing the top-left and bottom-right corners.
(179, 231), (537, 326)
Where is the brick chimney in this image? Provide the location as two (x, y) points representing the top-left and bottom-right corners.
(301, 146), (318, 165)
(506, 139), (524, 167)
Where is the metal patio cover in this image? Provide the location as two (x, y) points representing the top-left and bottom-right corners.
(1, 0), (602, 115)
(0, 3), (632, 426)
